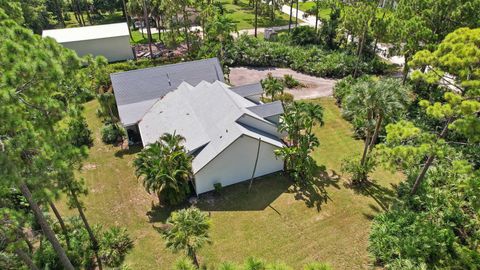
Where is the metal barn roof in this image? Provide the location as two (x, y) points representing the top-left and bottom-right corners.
(42, 23), (130, 43)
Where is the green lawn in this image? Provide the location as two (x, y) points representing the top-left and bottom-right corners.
(220, 0), (291, 30)
(297, 2), (392, 21)
(64, 11), (125, 28)
(297, 2), (332, 21)
(57, 97), (401, 269)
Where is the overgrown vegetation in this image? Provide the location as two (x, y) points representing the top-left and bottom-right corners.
(367, 27), (480, 268)
(227, 35), (390, 79)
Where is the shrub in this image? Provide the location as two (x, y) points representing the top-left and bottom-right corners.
(173, 257), (196, 270)
(283, 74), (301, 88)
(369, 210), (456, 268)
(100, 227), (134, 268)
(332, 75), (356, 105)
(304, 262), (332, 270)
(213, 182), (223, 194)
(278, 92), (294, 104)
(290, 26), (317, 45)
(101, 123), (126, 144)
(341, 155), (376, 184)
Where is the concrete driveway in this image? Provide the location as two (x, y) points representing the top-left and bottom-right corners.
(229, 67), (336, 100)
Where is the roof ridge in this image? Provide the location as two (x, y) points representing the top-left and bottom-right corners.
(110, 57), (220, 77)
(137, 82), (194, 125)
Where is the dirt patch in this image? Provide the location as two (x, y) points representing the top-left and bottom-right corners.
(230, 67), (337, 100)
(82, 163), (97, 170)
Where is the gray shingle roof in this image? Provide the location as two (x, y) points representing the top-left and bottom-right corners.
(247, 101), (284, 118)
(111, 58), (224, 126)
(138, 81), (284, 174)
(230, 82), (263, 97)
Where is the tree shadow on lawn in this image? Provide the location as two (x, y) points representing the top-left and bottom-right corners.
(146, 201), (187, 224)
(288, 166), (341, 212)
(196, 173), (291, 212)
(345, 179), (398, 212)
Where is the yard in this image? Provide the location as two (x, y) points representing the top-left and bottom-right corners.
(220, 0), (291, 30)
(297, 2), (332, 21)
(57, 97), (401, 269)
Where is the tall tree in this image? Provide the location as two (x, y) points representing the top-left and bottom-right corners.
(163, 207), (211, 268)
(178, 0), (193, 51)
(206, 14), (237, 61)
(288, 0), (293, 32)
(407, 27), (480, 193)
(254, 0), (258, 37)
(0, 8), (95, 269)
(389, 0), (480, 83)
(342, 78), (411, 183)
(340, 0), (377, 77)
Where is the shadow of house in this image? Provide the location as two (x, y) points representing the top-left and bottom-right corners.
(196, 173), (291, 212)
(114, 145), (142, 158)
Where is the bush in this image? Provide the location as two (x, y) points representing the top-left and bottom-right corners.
(304, 262), (332, 270)
(369, 210), (456, 268)
(341, 155), (376, 184)
(290, 26), (318, 46)
(100, 227), (134, 268)
(227, 35), (390, 79)
(213, 182), (223, 194)
(283, 74), (301, 88)
(101, 123), (126, 144)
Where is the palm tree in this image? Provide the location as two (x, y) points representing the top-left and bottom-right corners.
(207, 14), (237, 61)
(121, 0), (134, 40)
(163, 207), (211, 268)
(343, 78), (410, 172)
(177, 0), (193, 51)
(261, 73), (284, 102)
(134, 133), (192, 205)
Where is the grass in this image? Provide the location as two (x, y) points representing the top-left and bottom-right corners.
(57, 97), (401, 269)
(297, 2), (393, 21)
(297, 2), (331, 21)
(220, 0), (291, 30)
(64, 11), (125, 28)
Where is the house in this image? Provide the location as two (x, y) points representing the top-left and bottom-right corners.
(42, 23), (134, 62)
(110, 58), (285, 194)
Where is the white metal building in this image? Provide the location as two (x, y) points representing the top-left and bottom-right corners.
(42, 23), (133, 62)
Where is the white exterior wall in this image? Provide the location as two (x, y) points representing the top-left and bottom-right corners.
(194, 135), (284, 194)
(61, 36), (133, 62)
(237, 114), (281, 137)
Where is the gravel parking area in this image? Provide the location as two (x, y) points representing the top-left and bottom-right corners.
(229, 67), (336, 100)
